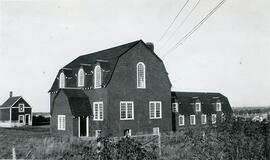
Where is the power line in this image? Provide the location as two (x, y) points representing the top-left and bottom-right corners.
(162, 0), (226, 58)
(158, 0), (190, 43)
(158, 0), (201, 52)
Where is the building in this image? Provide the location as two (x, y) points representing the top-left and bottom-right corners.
(0, 92), (32, 127)
(171, 92), (232, 131)
(49, 40), (172, 137)
(49, 40), (233, 137)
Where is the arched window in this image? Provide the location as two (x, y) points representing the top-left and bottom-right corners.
(137, 62), (145, 88)
(94, 65), (101, 88)
(78, 68), (85, 87)
(195, 99), (201, 112)
(216, 100), (222, 111)
(59, 72), (65, 88)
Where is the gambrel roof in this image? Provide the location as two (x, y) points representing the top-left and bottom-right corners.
(0, 96), (22, 108)
(171, 91), (233, 115)
(49, 40), (169, 92)
(49, 40), (141, 92)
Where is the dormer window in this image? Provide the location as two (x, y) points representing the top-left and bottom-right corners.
(172, 103), (178, 112)
(195, 100), (201, 112)
(59, 72), (65, 88)
(78, 68), (85, 87)
(216, 101), (222, 111)
(137, 62), (145, 88)
(94, 65), (102, 88)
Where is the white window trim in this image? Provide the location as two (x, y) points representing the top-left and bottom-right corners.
(201, 114), (207, 124)
(59, 72), (65, 88)
(78, 68), (85, 87)
(120, 101), (134, 120)
(149, 101), (162, 119)
(172, 103), (178, 112)
(136, 62), (146, 89)
(57, 115), (66, 130)
(94, 65), (102, 89)
(212, 114), (217, 124)
(195, 102), (201, 112)
(179, 115), (185, 126)
(216, 102), (222, 111)
(95, 130), (102, 138)
(190, 115), (196, 125)
(93, 102), (104, 121)
(19, 103), (25, 112)
(18, 115), (24, 124)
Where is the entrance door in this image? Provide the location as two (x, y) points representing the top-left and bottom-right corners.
(80, 117), (87, 137)
(25, 114), (30, 125)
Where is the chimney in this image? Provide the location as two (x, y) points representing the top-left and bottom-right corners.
(146, 42), (154, 51)
(9, 91), (13, 98)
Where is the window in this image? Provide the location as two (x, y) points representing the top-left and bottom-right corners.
(201, 114), (207, 124)
(19, 103), (24, 112)
(221, 113), (225, 122)
(94, 65), (102, 88)
(149, 101), (162, 119)
(95, 130), (102, 138)
(19, 115), (24, 123)
(78, 68), (85, 87)
(58, 115), (66, 130)
(190, 115), (196, 125)
(153, 127), (160, 135)
(216, 101), (222, 111)
(93, 102), (103, 121)
(59, 72), (65, 88)
(172, 103), (178, 112)
(212, 114), (217, 124)
(179, 115), (185, 126)
(195, 101), (201, 112)
(137, 62), (146, 88)
(120, 101), (134, 120)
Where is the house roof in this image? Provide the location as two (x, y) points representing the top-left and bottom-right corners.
(49, 40), (141, 92)
(171, 91), (233, 115)
(61, 89), (92, 117)
(0, 96), (22, 108)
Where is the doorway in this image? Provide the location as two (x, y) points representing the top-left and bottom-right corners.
(25, 114), (30, 125)
(80, 117), (87, 137)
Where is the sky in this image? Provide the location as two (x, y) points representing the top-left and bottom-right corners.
(0, 0), (270, 112)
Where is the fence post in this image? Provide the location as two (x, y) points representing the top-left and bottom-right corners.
(12, 147), (16, 160)
(158, 133), (161, 156)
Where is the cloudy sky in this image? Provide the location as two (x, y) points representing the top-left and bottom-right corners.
(1, 0), (269, 112)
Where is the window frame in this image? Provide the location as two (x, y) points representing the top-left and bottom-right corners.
(120, 101), (134, 120)
(190, 115), (196, 125)
(172, 103), (178, 112)
(195, 101), (201, 112)
(78, 68), (85, 87)
(18, 115), (24, 123)
(212, 114), (217, 124)
(216, 102), (222, 111)
(19, 103), (25, 112)
(137, 62), (146, 89)
(57, 115), (66, 130)
(59, 72), (65, 88)
(93, 102), (104, 121)
(179, 115), (185, 126)
(94, 65), (102, 89)
(201, 114), (207, 124)
(149, 101), (162, 119)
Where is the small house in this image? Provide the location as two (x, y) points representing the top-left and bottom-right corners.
(0, 92), (32, 127)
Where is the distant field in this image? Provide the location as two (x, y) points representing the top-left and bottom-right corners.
(0, 126), (50, 159)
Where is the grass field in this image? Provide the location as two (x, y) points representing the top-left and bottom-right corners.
(0, 126), (51, 159)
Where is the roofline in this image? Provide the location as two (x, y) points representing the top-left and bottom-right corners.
(2, 96), (22, 108)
